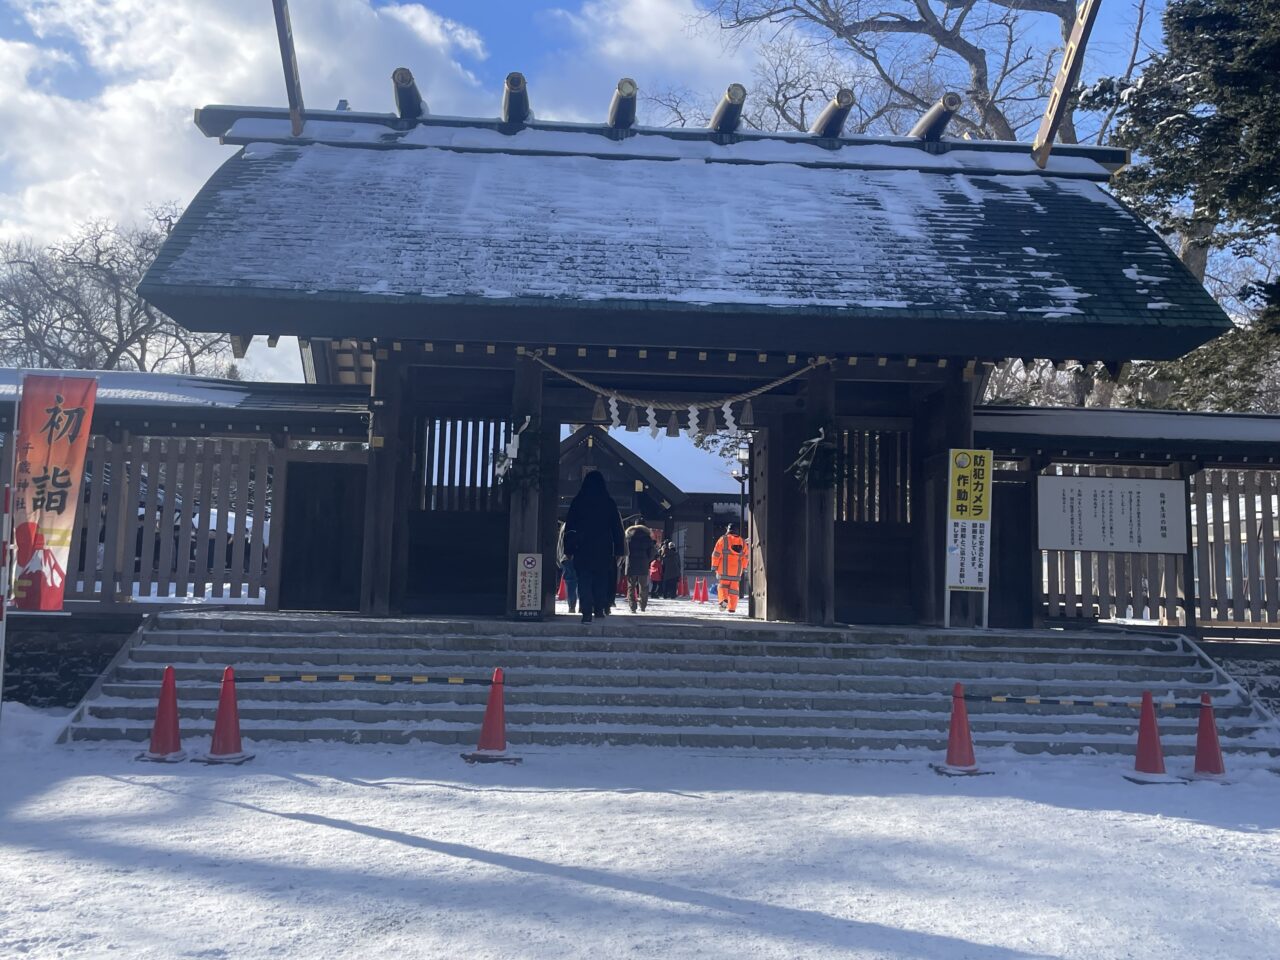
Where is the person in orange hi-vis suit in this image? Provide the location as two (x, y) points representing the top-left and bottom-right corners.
(710, 525), (749, 612)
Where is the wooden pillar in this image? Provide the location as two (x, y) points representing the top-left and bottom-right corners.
(1029, 455), (1047, 628)
(757, 411), (807, 622)
(360, 348), (406, 615)
(749, 430), (768, 618)
(506, 355), (544, 617)
(910, 371), (974, 625)
(539, 410), (561, 617)
(1177, 461), (1199, 634)
(804, 364), (836, 625)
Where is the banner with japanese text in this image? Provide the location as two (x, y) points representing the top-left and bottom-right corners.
(945, 448), (993, 594)
(11, 374), (97, 610)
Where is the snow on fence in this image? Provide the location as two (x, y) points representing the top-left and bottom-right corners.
(65, 435), (276, 606)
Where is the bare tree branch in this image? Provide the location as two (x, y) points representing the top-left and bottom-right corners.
(0, 214), (230, 376)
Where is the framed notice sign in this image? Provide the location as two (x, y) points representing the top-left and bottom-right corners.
(1037, 476), (1187, 553)
(515, 552), (543, 619)
(945, 449), (993, 627)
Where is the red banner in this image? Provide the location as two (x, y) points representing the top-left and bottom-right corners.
(11, 374), (97, 610)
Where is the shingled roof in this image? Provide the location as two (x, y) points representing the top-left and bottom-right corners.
(139, 112), (1231, 362)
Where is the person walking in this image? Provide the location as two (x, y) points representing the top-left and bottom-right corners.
(563, 471), (625, 624)
(710, 524), (749, 613)
(624, 519), (656, 612)
(659, 540), (682, 599)
(556, 521), (579, 614)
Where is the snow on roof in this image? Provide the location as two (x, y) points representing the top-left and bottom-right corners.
(0, 369), (242, 408)
(221, 117), (1116, 178)
(142, 130), (1227, 348)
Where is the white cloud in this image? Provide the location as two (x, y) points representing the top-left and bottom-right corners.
(381, 4), (487, 60)
(539, 0), (754, 121)
(0, 1), (489, 244)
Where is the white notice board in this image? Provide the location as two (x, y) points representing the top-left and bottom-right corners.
(1037, 476), (1187, 553)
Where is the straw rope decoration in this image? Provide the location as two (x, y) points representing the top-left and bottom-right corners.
(529, 350), (832, 429)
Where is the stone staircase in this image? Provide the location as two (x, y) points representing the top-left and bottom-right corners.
(60, 610), (1280, 757)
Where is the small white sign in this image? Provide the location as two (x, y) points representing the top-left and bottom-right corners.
(946, 520), (990, 593)
(1037, 476), (1187, 553)
(515, 552), (542, 618)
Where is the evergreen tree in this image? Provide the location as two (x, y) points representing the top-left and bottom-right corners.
(1082, 0), (1280, 410)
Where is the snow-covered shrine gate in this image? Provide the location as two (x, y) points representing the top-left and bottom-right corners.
(133, 85), (1234, 627)
(7, 368), (1280, 636)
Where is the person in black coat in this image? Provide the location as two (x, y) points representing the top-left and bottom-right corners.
(563, 470), (625, 624)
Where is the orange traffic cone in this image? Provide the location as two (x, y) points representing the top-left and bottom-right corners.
(933, 682), (983, 775)
(697, 577), (708, 603)
(677, 576), (688, 598)
(557, 577), (567, 601)
(138, 665), (186, 762)
(196, 667), (254, 764)
(1124, 691), (1180, 784)
(1192, 693), (1226, 780)
(462, 668), (521, 764)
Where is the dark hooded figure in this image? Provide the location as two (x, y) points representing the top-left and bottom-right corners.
(563, 470), (625, 623)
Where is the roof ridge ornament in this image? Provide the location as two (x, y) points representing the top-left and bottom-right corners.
(709, 83), (747, 135)
(909, 92), (963, 142)
(810, 89), (855, 139)
(502, 72), (532, 129)
(392, 67), (426, 121)
(608, 78), (638, 131)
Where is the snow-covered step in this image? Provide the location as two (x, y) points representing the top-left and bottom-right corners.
(95, 680), (1253, 717)
(60, 611), (1280, 757)
(80, 698), (1272, 742)
(141, 626), (1187, 656)
(61, 716), (1280, 757)
(135, 634), (1192, 670)
(120, 644), (1207, 680)
(105, 663), (1230, 699)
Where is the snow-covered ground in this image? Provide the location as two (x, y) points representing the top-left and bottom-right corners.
(2, 703), (1279, 959)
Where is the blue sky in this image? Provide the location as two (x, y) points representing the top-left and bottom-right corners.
(0, 0), (1163, 490)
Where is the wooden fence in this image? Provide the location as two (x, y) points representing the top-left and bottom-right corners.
(1039, 465), (1280, 629)
(65, 435), (276, 605)
(1190, 468), (1280, 626)
(1039, 464), (1185, 624)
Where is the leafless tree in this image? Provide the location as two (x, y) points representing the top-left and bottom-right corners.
(704, 0), (1111, 141)
(0, 214), (229, 375)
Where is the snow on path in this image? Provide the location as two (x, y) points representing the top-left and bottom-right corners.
(1, 704), (1278, 959)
